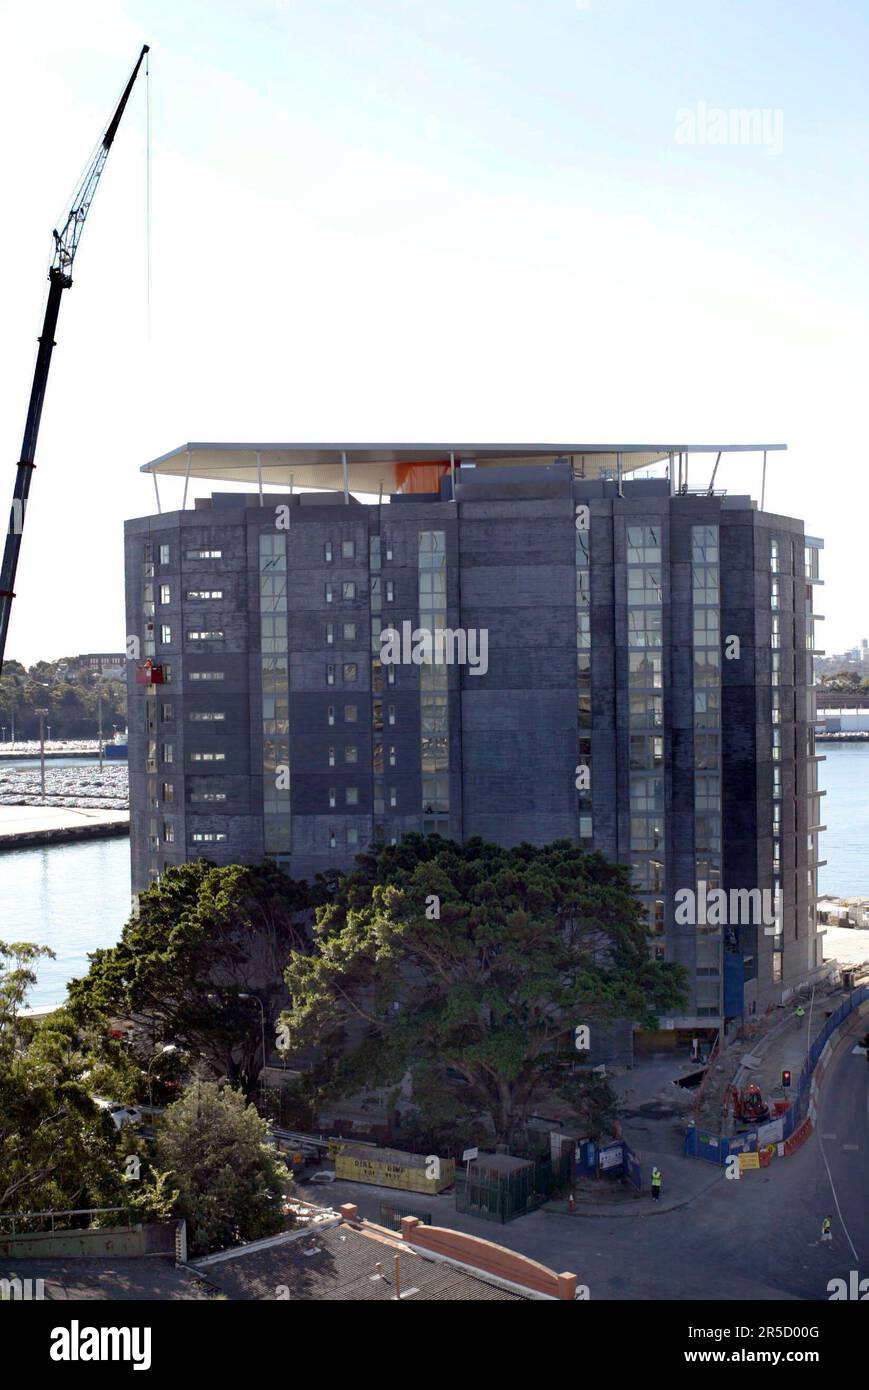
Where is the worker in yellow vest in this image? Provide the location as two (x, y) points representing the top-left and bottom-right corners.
(651, 1166), (662, 1200)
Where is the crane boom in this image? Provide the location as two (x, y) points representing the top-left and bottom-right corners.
(0, 44), (149, 680)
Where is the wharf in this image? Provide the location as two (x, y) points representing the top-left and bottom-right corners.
(0, 805), (129, 849)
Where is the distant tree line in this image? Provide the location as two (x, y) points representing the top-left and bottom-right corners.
(0, 658), (127, 740)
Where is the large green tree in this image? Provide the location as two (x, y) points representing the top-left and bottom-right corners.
(0, 942), (172, 1219)
(69, 860), (321, 1096)
(155, 1081), (289, 1255)
(283, 835), (687, 1146)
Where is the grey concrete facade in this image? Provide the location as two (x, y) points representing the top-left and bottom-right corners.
(124, 462), (823, 1025)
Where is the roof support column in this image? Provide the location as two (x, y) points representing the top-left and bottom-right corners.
(255, 450), (263, 507)
(182, 449), (193, 510)
(342, 450), (349, 505)
(761, 449), (767, 511)
(450, 450), (456, 502)
(152, 471), (162, 515)
(616, 450), (624, 498)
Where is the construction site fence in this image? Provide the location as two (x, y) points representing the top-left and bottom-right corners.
(684, 984), (869, 1164)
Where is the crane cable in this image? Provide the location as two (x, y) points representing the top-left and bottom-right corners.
(146, 48), (152, 341)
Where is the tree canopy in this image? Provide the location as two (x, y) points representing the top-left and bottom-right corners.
(283, 835), (687, 1145)
(69, 859), (322, 1096)
(155, 1081), (289, 1255)
(0, 942), (171, 1219)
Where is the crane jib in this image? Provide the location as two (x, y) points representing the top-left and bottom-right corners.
(0, 45), (149, 680)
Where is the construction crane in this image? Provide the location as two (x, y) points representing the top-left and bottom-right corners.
(0, 44), (150, 680)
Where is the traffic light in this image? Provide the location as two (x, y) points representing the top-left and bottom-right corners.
(781, 1069), (791, 1088)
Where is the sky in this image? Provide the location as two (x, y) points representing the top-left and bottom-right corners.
(1, 0), (867, 665)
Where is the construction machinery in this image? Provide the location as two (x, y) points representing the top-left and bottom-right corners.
(732, 1082), (770, 1126)
(0, 45), (149, 679)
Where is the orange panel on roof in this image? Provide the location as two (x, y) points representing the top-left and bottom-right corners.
(395, 461), (450, 494)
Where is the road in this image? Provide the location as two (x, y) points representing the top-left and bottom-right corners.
(297, 1014), (868, 1301)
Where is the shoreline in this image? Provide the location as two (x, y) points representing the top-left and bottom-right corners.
(0, 805), (130, 851)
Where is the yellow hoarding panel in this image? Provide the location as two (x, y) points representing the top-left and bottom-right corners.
(334, 1152), (454, 1194)
(738, 1152), (760, 1170)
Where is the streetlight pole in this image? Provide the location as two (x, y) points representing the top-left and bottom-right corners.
(239, 993), (267, 1111)
(34, 707), (48, 799)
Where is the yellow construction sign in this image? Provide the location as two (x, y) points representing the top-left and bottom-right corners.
(738, 1151), (760, 1170)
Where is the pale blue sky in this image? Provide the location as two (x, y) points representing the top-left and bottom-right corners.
(1, 0), (867, 663)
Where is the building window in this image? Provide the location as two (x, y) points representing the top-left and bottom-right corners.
(162, 782), (174, 802)
(327, 705), (335, 726)
(160, 624), (172, 644)
(188, 630), (224, 641)
(341, 539), (355, 559)
(345, 704), (357, 723)
(328, 787), (336, 808)
(159, 544), (170, 565)
(385, 579), (395, 603)
(348, 828), (359, 846)
(388, 703), (396, 726)
(325, 583), (335, 604)
(186, 549), (222, 559)
(162, 743), (174, 764)
(160, 584), (171, 604)
(163, 822), (175, 844)
(388, 744), (396, 767)
(161, 703), (173, 721)
(343, 663), (358, 682)
(191, 832), (227, 843)
(186, 589), (223, 600)
(327, 664), (335, 685)
(190, 751), (226, 762)
(345, 787), (359, 806)
(190, 712), (226, 722)
(328, 746), (336, 767)
(325, 623), (334, 644)
(343, 622), (357, 641)
(324, 541), (333, 562)
(345, 746), (358, 764)
(342, 581), (356, 601)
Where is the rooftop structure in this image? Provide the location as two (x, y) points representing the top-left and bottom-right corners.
(142, 441), (786, 503)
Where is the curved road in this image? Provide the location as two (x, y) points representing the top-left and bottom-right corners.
(297, 1013), (868, 1301)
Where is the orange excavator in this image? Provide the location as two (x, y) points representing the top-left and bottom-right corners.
(732, 1082), (770, 1125)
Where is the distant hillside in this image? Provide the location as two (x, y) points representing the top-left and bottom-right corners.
(0, 658), (127, 741)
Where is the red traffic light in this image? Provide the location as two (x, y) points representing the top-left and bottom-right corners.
(781, 1069), (791, 1088)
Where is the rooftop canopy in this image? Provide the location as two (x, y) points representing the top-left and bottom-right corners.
(141, 442), (785, 496)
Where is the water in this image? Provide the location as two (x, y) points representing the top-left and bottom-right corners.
(0, 835), (131, 1008)
(817, 742), (869, 897)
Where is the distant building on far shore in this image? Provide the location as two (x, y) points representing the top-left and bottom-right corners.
(65, 653), (126, 680)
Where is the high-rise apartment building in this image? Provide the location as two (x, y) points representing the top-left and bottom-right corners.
(124, 444), (825, 1026)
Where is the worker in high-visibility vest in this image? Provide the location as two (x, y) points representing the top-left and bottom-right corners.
(795, 1005), (806, 1029)
(820, 1216), (833, 1244)
(651, 1166), (662, 1200)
